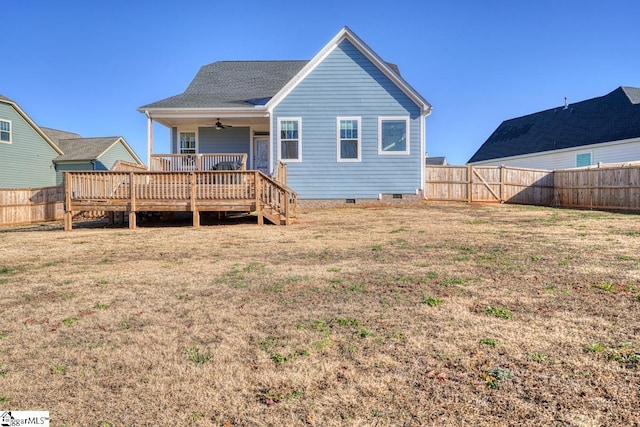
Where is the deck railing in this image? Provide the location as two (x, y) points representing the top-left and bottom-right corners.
(257, 171), (297, 225)
(64, 170), (295, 229)
(150, 154), (247, 172)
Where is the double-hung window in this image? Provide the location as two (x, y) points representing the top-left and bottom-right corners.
(337, 117), (361, 162)
(179, 131), (196, 154)
(378, 117), (409, 155)
(0, 119), (11, 143)
(278, 118), (301, 161)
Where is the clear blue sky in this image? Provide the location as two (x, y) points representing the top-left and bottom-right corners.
(3, 0), (639, 165)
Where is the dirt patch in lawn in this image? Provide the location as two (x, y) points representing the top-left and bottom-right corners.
(0, 203), (639, 426)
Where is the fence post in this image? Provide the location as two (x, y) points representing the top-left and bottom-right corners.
(466, 164), (473, 203)
(500, 165), (505, 203)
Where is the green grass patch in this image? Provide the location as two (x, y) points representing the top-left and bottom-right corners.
(480, 338), (499, 347)
(441, 277), (465, 287)
(421, 296), (443, 307)
(485, 366), (514, 389)
(62, 317), (79, 326)
(485, 306), (513, 320)
(184, 347), (212, 364)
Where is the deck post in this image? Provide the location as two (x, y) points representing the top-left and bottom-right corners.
(129, 172), (137, 229)
(190, 172), (199, 228)
(64, 172), (73, 231)
(255, 171), (263, 225)
(284, 190), (290, 226)
(145, 111), (153, 169)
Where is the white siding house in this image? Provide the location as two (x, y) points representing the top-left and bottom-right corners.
(469, 87), (640, 169)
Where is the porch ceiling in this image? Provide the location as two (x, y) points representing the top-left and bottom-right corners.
(151, 115), (270, 129)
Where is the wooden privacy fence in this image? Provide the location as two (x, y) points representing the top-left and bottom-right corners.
(0, 186), (65, 225)
(425, 165), (555, 205)
(554, 166), (640, 210)
(426, 164), (640, 211)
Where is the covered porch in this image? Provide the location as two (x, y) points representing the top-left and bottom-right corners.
(143, 112), (274, 175)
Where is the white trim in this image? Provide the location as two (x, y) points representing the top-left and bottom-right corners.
(336, 117), (361, 162)
(420, 112), (428, 196)
(0, 118), (12, 144)
(378, 116), (410, 155)
(266, 26), (432, 115)
(177, 128), (198, 154)
(277, 117), (302, 162)
(0, 99), (62, 153)
(469, 136), (640, 166)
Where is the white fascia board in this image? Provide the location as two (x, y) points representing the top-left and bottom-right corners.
(140, 107), (269, 119)
(3, 99), (64, 155)
(470, 136), (640, 166)
(267, 26), (432, 114)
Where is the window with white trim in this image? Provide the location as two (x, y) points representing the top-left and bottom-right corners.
(179, 131), (196, 154)
(378, 117), (409, 155)
(278, 118), (301, 161)
(337, 117), (361, 161)
(0, 119), (11, 143)
(576, 152), (592, 167)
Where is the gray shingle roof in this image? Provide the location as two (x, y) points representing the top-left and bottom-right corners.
(54, 137), (120, 162)
(469, 87), (640, 163)
(140, 59), (403, 110)
(425, 156), (447, 166)
(40, 127), (82, 145)
(0, 94), (14, 103)
(41, 127), (123, 162)
(140, 61), (308, 109)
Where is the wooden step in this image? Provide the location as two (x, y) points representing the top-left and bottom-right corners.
(262, 205), (287, 225)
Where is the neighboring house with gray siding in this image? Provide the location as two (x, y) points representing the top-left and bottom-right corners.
(0, 95), (143, 188)
(0, 95), (62, 188)
(139, 26), (432, 201)
(42, 128), (143, 185)
(469, 87), (640, 169)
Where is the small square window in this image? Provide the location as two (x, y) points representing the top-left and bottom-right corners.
(378, 117), (409, 155)
(576, 152), (591, 167)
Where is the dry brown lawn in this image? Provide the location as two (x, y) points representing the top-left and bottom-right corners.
(1, 203), (639, 426)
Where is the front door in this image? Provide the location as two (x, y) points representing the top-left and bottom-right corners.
(253, 137), (269, 174)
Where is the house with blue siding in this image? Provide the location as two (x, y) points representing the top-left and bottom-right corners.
(0, 95), (143, 188)
(139, 27), (432, 203)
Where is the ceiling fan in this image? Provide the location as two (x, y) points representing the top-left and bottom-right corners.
(215, 118), (233, 130)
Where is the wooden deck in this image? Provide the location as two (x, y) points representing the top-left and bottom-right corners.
(63, 170), (297, 230)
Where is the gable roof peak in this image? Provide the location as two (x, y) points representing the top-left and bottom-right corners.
(619, 86), (640, 104)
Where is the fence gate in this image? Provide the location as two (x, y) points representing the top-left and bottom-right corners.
(424, 165), (555, 205)
(468, 165), (502, 203)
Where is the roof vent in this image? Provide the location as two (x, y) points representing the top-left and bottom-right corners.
(564, 97), (569, 110)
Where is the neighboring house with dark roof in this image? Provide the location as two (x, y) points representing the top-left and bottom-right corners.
(140, 26), (432, 201)
(0, 95), (143, 188)
(468, 87), (640, 169)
